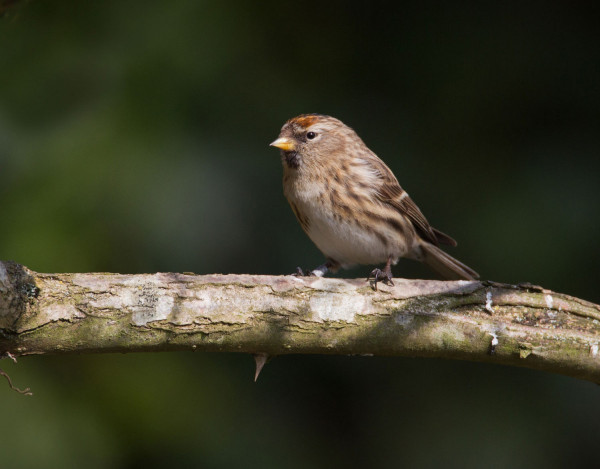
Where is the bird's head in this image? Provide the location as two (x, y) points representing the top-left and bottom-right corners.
(270, 114), (360, 169)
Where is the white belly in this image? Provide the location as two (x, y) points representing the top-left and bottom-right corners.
(308, 216), (392, 266)
(294, 196), (412, 268)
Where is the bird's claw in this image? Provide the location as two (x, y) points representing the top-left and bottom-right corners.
(292, 267), (315, 277)
(367, 268), (394, 291)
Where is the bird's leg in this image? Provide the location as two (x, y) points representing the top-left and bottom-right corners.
(367, 256), (395, 290)
(293, 259), (338, 277)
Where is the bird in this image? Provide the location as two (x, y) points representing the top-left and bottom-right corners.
(270, 114), (478, 288)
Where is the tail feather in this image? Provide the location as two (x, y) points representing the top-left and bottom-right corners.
(421, 243), (479, 280)
(432, 228), (457, 247)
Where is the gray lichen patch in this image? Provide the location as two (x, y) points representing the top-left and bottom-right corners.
(309, 292), (367, 323)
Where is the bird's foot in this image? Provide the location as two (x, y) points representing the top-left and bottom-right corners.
(367, 267), (394, 291)
(292, 267), (314, 277)
(292, 262), (330, 277)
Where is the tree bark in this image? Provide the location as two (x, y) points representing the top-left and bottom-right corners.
(2, 261), (600, 384)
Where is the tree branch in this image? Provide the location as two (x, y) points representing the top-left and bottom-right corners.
(2, 261), (600, 384)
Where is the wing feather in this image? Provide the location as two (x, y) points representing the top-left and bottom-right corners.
(357, 154), (454, 246)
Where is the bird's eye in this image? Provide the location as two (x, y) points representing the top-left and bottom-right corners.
(306, 131), (317, 140)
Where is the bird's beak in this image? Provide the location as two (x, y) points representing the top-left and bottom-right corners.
(269, 137), (295, 151)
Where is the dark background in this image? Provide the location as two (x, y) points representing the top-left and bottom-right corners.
(1, 1), (599, 468)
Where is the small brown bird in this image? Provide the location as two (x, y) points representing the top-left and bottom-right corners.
(270, 114), (478, 287)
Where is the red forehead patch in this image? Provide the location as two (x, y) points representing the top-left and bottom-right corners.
(290, 114), (321, 129)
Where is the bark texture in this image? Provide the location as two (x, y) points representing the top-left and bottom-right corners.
(2, 261), (600, 383)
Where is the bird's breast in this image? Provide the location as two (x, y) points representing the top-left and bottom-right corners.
(283, 171), (414, 266)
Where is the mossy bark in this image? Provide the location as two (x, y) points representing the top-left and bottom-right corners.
(2, 261), (600, 383)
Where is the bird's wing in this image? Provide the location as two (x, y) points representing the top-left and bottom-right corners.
(359, 154), (456, 247)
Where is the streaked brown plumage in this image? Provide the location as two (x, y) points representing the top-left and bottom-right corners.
(270, 114), (478, 286)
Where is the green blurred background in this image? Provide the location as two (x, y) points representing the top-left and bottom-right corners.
(1, 1), (600, 468)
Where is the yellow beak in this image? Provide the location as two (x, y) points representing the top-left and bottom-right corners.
(269, 137), (296, 151)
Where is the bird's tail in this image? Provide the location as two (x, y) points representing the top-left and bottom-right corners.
(421, 242), (479, 280)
